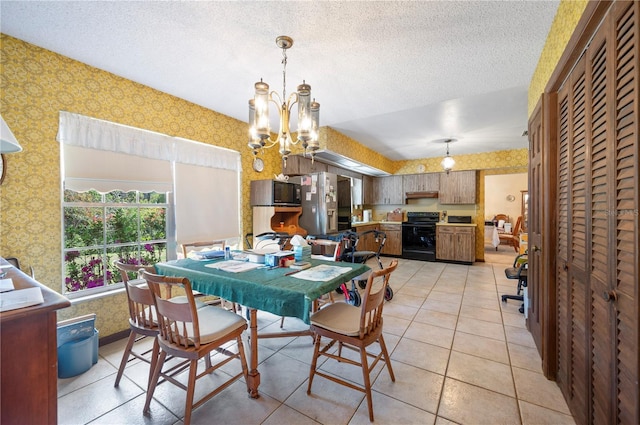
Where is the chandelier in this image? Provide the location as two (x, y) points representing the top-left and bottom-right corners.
(441, 139), (456, 173)
(247, 36), (320, 166)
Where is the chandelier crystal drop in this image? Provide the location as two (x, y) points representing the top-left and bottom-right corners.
(247, 36), (320, 166)
(441, 139), (456, 173)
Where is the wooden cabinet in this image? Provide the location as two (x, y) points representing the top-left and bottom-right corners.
(353, 224), (379, 252)
(379, 223), (402, 256)
(0, 259), (71, 425)
(436, 225), (475, 263)
(282, 155), (327, 175)
(362, 175), (374, 205)
(372, 175), (403, 205)
(438, 170), (477, 204)
(402, 173), (440, 192)
(252, 206), (306, 241)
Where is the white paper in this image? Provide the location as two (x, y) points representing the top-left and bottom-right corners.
(0, 287), (44, 312)
(205, 260), (263, 273)
(0, 278), (15, 292)
(290, 264), (353, 282)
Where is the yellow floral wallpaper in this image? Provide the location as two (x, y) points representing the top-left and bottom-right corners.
(528, 0), (589, 115)
(1, 0), (584, 339)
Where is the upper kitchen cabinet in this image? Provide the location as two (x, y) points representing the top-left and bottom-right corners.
(372, 175), (403, 205)
(403, 173), (440, 193)
(362, 175), (374, 205)
(439, 170), (477, 204)
(282, 155), (327, 175)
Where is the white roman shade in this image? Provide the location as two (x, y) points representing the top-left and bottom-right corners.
(57, 111), (173, 193)
(173, 137), (241, 243)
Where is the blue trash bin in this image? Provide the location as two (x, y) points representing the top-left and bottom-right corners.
(57, 314), (99, 379)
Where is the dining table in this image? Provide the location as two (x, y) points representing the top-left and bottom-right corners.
(154, 256), (370, 398)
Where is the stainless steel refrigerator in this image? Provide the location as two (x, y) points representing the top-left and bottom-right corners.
(291, 172), (338, 236)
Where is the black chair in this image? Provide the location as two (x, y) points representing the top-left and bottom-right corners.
(501, 254), (528, 314)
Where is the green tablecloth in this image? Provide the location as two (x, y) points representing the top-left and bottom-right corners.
(155, 258), (369, 324)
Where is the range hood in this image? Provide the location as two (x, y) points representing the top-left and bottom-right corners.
(405, 191), (439, 200)
(310, 150), (389, 177)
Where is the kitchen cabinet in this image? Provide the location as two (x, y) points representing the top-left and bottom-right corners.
(282, 155), (327, 175)
(372, 175), (403, 205)
(379, 223), (402, 256)
(436, 225), (475, 263)
(353, 224), (379, 253)
(362, 175), (374, 205)
(438, 170), (476, 204)
(402, 173), (440, 192)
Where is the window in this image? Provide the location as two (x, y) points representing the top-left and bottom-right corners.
(63, 189), (168, 296)
(57, 111), (242, 297)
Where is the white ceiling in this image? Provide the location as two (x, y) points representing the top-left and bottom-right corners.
(0, 1), (559, 160)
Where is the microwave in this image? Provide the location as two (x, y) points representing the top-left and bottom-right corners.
(250, 179), (302, 206)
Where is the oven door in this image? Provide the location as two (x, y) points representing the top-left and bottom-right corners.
(402, 223), (436, 261)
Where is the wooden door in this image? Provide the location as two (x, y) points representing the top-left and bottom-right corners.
(528, 91), (559, 379)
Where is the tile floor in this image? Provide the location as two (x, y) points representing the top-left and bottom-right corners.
(58, 252), (576, 425)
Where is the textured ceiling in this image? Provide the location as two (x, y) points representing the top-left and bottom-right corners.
(0, 1), (559, 160)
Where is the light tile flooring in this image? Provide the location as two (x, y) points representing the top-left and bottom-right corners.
(58, 252), (576, 425)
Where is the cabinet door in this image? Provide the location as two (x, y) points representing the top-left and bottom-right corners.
(282, 155), (327, 175)
(373, 175), (403, 205)
(436, 226), (456, 261)
(455, 227), (475, 263)
(380, 224), (402, 256)
(439, 170), (476, 204)
(355, 224), (379, 252)
(404, 173), (440, 192)
(362, 175), (374, 205)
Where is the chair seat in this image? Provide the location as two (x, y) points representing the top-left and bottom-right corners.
(186, 305), (247, 345)
(310, 303), (362, 336)
(504, 267), (520, 280)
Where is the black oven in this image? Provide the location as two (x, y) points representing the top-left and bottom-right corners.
(402, 212), (440, 262)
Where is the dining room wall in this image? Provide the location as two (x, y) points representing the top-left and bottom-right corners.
(0, 34), (396, 337)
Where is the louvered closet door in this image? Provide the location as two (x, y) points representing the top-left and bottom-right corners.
(558, 54), (590, 425)
(553, 2), (639, 424)
(586, 18), (614, 425)
(609, 3), (639, 424)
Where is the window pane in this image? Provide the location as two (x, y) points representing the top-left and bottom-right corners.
(106, 207), (139, 244)
(141, 207), (166, 241)
(64, 249), (112, 292)
(64, 207), (104, 248)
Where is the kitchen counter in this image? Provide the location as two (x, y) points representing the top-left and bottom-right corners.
(436, 222), (477, 227)
(351, 220), (403, 227)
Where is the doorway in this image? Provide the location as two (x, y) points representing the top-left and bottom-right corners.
(484, 173), (527, 254)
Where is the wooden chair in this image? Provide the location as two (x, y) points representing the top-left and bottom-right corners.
(498, 216), (522, 252)
(113, 261), (159, 388)
(307, 259), (399, 422)
(180, 240), (226, 259)
(142, 271), (249, 425)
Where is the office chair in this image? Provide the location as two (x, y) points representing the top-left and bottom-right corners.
(501, 254), (527, 314)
